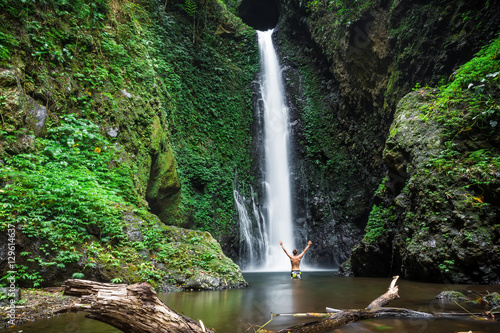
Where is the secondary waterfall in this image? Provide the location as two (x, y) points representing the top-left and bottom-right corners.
(238, 29), (295, 271)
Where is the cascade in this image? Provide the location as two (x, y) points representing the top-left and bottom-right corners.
(238, 29), (295, 271)
(234, 186), (267, 267)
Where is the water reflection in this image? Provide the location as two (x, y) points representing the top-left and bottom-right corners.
(3, 272), (500, 333)
(161, 272), (500, 333)
(1, 312), (119, 333)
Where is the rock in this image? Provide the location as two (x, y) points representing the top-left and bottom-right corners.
(185, 272), (221, 290)
(120, 88), (132, 98)
(26, 96), (47, 136)
(434, 291), (469, 302)
(0, 69), (17, 87)
(107, 127), (119, 137)
(145, 143), (181, 221)
(0, 287), (20, 306)
(484, 292), (500, 307)
(123, 214), (145, 242)
(348, 86), (500, 283)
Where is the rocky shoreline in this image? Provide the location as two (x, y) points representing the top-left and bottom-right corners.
(0, 288), (77, 330)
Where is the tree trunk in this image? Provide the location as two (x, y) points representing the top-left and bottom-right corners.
(271, 276), (499, 333)
(56, 279), (213, 333)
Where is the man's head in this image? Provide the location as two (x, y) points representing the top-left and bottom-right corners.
(293, 249), (298, 255)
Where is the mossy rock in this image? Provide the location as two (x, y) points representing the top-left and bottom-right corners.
(484, 292), (500, 307)
(434, 291), (469, 302)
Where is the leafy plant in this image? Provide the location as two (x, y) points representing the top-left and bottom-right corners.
(0, 0), (255, 289)
(363, 205), (396, 243)
(184, 0), (197, 17)
(438, 259), (455, 273)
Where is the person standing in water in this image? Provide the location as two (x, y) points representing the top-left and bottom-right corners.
(280, 240), (312, 279)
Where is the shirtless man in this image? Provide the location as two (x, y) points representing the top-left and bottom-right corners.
(280, 240), (312, 279)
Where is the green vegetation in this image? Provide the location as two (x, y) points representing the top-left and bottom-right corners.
(168, 16), (259, 234)
(363, 204), (395, 243)
(421, 34), (500, 206)
(0, 0), (258, 288)
(357, 34), (500, 282)
(298, 66), (353, 183)
(1, 115), (133, 246)
(306, 0), (372, 21)
(304, 0), (374, 54)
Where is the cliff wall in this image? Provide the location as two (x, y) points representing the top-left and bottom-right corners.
(0, 0), (257, 289)
(273, 0), (500, 282)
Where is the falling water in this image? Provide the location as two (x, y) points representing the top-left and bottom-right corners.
(235, 30), (295, 271)
(234, 186), (267, 267)
(258, 29), (295, 270)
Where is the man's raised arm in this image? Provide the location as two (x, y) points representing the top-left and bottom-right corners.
(280, 241), (292, 258)
(298, 240), (312, 258)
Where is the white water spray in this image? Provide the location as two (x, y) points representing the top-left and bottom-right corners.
(236, 29), (296, 271)
(257, 29), (295, 271)
(234, 186), (267, 266)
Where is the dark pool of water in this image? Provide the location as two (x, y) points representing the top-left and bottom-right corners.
(3, 271), (500, 333)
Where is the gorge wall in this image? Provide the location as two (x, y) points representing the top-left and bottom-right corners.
(0, 0), (258, 289)
(1, 0), (499, 289)
(269, 0), (500, 282)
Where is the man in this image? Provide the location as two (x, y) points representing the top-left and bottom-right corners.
(280, 240), (312, 279)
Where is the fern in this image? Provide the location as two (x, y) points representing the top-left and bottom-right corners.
(184, 0), (197, 17)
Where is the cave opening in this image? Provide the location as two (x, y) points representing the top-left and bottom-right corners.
(238, 0), (281, 31)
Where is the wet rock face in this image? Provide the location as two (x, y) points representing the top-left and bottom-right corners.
(271, 0), (388, 268)
(349, 91), (500, 284)
(271, 0), (500, 280)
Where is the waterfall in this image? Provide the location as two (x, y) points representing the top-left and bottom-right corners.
(259, 29), (295, 271)
(238, 29), (296, 271)
(234, 186), (267, 267)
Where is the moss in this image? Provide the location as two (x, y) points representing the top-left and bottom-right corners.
(484, 292), (500, 307)
(435, 290), (469, 302)
(149, 116), (163, 154)
(350, 35), (500, 283)
(363, 205), (395, 243)
(0, 0), (256, 289)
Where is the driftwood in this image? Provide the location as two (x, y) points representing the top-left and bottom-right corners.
(270, 276), (499, 333)
(366, 274), (400, 309)
(55, 279), (213, 333)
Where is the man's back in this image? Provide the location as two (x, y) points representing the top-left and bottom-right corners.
(280, 240), (312, 271)
(289, 256), (301, 270)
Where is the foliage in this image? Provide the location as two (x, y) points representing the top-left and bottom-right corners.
(423, 35), (500, 134)
(182, 0), (197, 17)
(359, 34), (500, 283)
(306, 0), (372, 19)
(421, 34), (500, 204)
(0, 0), (257, 287)
(298, 65), (353, 182)
(1, 115), (132, 248)
(363, 204), (395, 243)
(157, 0), (259, 236)
(304, 0), (373, 54)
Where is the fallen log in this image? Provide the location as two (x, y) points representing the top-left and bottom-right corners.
(269, 276), (499, 333)
(55, 279), (213, 333)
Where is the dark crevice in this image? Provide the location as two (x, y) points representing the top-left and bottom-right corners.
(237, 0), (280, 30)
